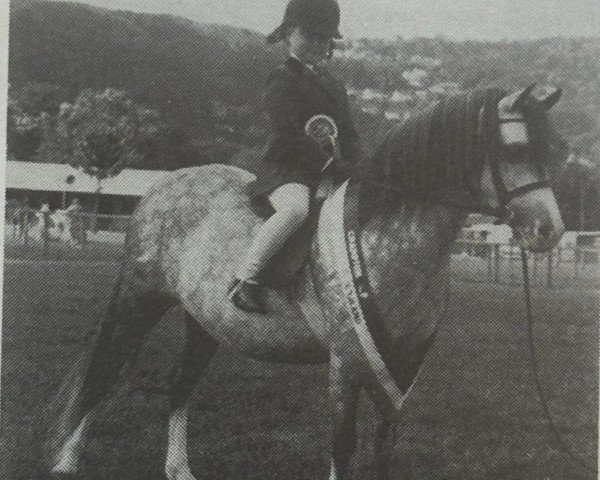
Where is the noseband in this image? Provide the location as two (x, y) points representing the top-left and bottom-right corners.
(478, 107), (550, 220)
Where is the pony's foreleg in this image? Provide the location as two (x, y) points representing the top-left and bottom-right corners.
(165, 310), (219, 480)
(373, 408), (398, 480)
(166, 404), (195, 480)
(367, 387), (411, 480)
(329, 351), (361, 480)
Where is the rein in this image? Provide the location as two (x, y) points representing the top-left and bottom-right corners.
(520, 249), (597, 474)
(339, 91), (592, 471)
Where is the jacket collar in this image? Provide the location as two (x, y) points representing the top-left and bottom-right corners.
(285, 56), (338, 103)
(286, 56), (309, 75)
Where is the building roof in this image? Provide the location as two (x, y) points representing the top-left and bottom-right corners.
(5, 161), (169, 197)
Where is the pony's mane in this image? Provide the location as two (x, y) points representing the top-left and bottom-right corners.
(361, 87), (505, 198)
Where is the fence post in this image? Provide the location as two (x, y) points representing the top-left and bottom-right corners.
(574, 248), (579, 280)
(23, 210), (30, 248)
(532, 252), (538, 280)
(494, 244), (500, 283)
(43, 211), (50, 258)
(83, 214), (89, 248)
(547, 249), (553, 288)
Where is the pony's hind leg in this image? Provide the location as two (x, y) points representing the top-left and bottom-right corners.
(165, 308), (219, 480)
(49, 412), (91, 475)
(46, 316), (126, 476)
(42, 292), (178, 475)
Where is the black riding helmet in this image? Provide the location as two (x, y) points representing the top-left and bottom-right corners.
(266, 0), (342, 44)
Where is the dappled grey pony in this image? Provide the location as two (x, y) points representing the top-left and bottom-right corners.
(42, 86), (566, 480)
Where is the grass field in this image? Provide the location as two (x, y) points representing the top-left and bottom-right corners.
(1, 260), (598, 480)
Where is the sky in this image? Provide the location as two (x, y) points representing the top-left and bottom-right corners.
(37, 0), (600, 40)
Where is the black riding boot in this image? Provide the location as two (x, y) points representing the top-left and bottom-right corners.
(227, 279), (267, 314)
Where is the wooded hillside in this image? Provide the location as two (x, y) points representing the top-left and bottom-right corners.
(6, 0), (600, 228)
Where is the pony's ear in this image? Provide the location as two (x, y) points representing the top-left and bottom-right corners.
(537, 86), (562, 110)
(498, 83), (536, 114)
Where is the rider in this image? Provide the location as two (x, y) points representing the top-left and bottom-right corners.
(228, 0), (364, 314)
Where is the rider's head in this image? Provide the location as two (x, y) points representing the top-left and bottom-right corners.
(267, 0), (341, 64)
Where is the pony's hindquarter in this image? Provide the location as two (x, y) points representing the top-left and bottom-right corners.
(126, 164), (328, 363)
(39, 164), (329, 471)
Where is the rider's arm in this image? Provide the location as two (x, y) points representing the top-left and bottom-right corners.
(264, 69), (328, 174)
(333, 84), (366, 179)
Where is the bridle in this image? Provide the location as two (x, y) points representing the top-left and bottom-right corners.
(346, 103), (552, 223)
(480, 106), (550, 222)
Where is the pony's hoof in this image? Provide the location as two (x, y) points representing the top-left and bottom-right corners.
(165, 463), (197, 480)
(36, 473), (78, 480)
(48, 471), (78, 479)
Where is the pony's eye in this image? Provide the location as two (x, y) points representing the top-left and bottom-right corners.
(505, 144), (530, 162)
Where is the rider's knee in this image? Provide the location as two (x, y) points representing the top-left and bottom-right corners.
(284, 199), (310, 227)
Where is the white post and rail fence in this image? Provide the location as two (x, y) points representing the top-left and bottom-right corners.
(4, 207), (599, 289)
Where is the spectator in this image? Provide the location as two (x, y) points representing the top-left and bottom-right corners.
(17, 195), (33, 240)
(67, 198), (85, 247)
(38, 199), (52, 243)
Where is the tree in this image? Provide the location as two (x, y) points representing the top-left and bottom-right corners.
(10, 81), (65, 116)
(6, 95), (45, 160)
(57, 88), (165, 220)
(555, 158), (600, 231)
(58, 88), (165, 176)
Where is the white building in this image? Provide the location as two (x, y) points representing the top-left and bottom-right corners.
(462, 223), (513, 244)
(429, 82), (461, 96)
(5, 161), (169, 214)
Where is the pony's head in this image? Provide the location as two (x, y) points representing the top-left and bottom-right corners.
(478, 85), (566, 252)
(362, 84), (567, 252)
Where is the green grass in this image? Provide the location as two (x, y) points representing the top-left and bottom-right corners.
(1, 262), (598, 480)
(3, 236), (125, 262)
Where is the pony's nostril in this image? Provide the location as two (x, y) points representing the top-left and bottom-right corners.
(538, 223), (552, 239)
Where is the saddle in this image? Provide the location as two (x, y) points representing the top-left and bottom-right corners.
(249, 180), (385, 290)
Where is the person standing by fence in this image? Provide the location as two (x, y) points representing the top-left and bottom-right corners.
(67, 198), (86, 248)
(17, 195), (33, 242)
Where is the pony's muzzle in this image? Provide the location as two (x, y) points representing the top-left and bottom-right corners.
(508, 188), (564, 252)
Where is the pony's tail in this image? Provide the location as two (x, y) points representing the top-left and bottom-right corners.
(38, 319), (119, 469)
(37, 220), (136, 470)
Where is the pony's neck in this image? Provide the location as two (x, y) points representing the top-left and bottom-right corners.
(359, 200), (467, 344)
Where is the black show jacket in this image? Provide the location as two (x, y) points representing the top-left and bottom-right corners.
(248, 56), (364, 198)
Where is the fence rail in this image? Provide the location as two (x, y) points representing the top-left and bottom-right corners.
(4, 208), (129, 261)
(4, 209), (599, 288)
(453, 240), (599, 289)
